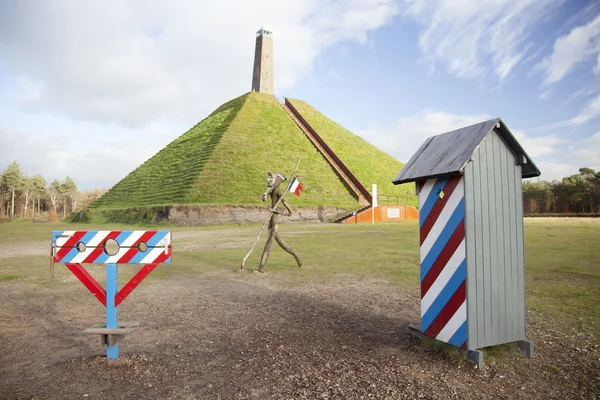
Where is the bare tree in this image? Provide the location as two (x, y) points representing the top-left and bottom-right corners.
(61, 176), (77, 217)
(31, 174), (47, 217)
(21, 176), (33, 217)
(48, 179), (62, 215)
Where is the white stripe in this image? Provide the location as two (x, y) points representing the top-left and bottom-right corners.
(86, 231), (111, 247)
(55, 230), (75, 247)
(120, 231), (145, 247)
(140, 247), (165, 264)
(289, 178), (300, 193)
(418, 179), (436, 205)
(70, 247), (95, 263)
(69, 231), (112, 263)
(436, 301), (466, 343)
(420, 178), (464, 263)
(105, 251), (125, 264)
(421, 239), (466, 316)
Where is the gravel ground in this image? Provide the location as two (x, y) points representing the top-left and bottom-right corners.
(1, 268), (598, 399)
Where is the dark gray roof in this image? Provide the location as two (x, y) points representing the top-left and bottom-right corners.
(393, 118), (540, 185)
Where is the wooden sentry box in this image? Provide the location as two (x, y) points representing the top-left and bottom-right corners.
(393, 118), (540, 367)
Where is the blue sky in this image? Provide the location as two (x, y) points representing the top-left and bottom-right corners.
(1, 0), (599, 190)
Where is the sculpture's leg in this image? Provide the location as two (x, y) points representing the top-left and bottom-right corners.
(259, 227), (274, 272)
(274, 233), (303, 268)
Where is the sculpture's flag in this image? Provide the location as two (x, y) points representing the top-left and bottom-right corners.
(289, 176), (303, 196)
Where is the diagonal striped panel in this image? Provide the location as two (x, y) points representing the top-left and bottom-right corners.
(52, 231), (172, 264)
(418, 176), (467, 348)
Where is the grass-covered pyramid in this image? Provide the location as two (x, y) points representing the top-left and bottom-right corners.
(91, 92), (415, 219)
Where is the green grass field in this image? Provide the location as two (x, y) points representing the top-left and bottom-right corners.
(0, 219), (598, 344)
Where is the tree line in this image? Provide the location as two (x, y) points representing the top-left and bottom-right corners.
(0, 161), (106, 220)
(523, 168), (600, 215)
(2, 161), (598, 220)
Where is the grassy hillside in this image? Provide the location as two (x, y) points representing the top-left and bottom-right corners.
(91, 94), (246, 210)
(288, 98), (417, 206)
(184, 93), (357, 206)
(92, 92), (357, 210)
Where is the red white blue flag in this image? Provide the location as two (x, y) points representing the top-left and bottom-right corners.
(288, 176), (303, 196)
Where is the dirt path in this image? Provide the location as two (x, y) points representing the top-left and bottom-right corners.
(1, 267), (598, 399)
(0, 224), (599, 399)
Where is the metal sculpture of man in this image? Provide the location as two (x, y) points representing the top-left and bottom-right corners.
(258, 172), (303, 271)
(241, 160), (303, 272)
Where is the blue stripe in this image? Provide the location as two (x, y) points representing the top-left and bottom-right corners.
(163, 256), (171, 264)
(146, 231), (169, 247)
(124, 231), (169, 264)
(420, 198), (465, 281)
(448, 321), (468, 347)
(421, 260), (466, 332)
(115, 231), (134, 246)
(79, 231), (100, 246)
(60, 247), (80, 263)
(95, 250), (110, 264)
(105, 263), (119, 358)
(52, 230), (65, 240)
(61, 231), (98, 262)
(93, 231), (133, 263)
(128, 246), (150, 264)
(420, 177), (448, 227)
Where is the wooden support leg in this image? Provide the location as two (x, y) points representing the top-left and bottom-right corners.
(105, 263), (118, 359)
(468, 349), (484, 369)
(518, 340), (533, 358)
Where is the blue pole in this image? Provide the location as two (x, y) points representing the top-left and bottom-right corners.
(106, 263), (118, 359)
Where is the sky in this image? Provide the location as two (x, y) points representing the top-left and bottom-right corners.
(0, 0), (599, 190)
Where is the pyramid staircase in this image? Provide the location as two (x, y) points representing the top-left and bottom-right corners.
(279, 97), (373, 222)
(281, 98), (372, 205)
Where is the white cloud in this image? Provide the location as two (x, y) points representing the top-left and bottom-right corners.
(357, 109), (584, 183)
(398, 0), (559, 81)
(0, 0), (399, 128)
(358, 110), (490, 163)
(537, 132), (600, 181)
(540, 13), (600, 85)
(0, 0), (399, 189)
(531, 93), (600, 132)
(0, 117), (182, 190)
(569, 93), (600, 124)
(511, 130), (565, 158)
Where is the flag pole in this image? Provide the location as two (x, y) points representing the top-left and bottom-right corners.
(241, 158), (301, 270)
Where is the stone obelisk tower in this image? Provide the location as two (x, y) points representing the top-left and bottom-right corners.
(251, 26), (274, 94)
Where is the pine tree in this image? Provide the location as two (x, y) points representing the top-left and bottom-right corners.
(2, 161), (24, 218)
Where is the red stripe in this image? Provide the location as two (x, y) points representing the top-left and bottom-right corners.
(65, 263), (107, 306)
(151, 250), (170, 264)
(460, 341), (467, 350)
(116, 231), (157, 264)
(420, 175), (461, 245)
(424, 280), (466, 338)
(421, 220), (465, 297)
(54, 231), (87, 262)
(115, 263), (158, 306)
(82, 231), (122, 263)
(417, 180), (426, 194)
